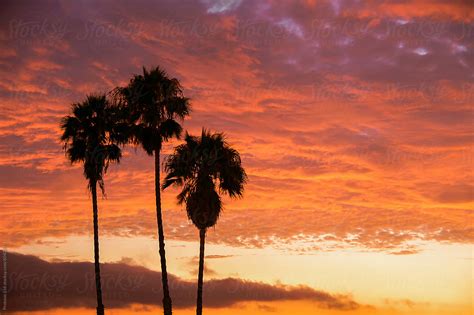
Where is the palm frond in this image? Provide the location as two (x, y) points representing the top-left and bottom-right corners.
(60, 93), (124, 195)
(159, 119), (183, 142)
(114, 65), (191, 153)
(163, 130), (246, 229)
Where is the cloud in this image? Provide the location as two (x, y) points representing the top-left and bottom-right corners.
(423, 183), (474, 203)
(3, 251), (361, 312)
(0, 0), (472, 255)
(389, 249), (421, 255)
(205, 254), (236, 259)
(257, 304), (277, 312)
(184, 256), (219, 277)
(202, 0), (243, 14)
(352, 0), (474, 21)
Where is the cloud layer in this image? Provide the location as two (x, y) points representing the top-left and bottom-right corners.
(0, 0), (472, 253)
(3, 251), (360, 312)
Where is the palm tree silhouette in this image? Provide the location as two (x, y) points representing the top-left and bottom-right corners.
(115, 66), (190, 315)
(60, 94), (127, 315)
(163, 129), (247, 315)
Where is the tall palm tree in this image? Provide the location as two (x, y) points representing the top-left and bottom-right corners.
(163, 129), (247, 315)
(115, 66), (190, 315)
(60, 94), (127, 315)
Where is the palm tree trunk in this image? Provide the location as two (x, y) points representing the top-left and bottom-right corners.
(196, 228), (206, 315)
(91, 180), (105, 315)
(155, 149), (172, 315)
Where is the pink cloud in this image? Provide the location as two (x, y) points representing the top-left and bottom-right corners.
(0, 0), (472, 254)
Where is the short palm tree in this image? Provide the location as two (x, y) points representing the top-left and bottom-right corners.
(115, 66), (190, 315)
(163, 129), (247, 315)
(60, 94), (127, 315)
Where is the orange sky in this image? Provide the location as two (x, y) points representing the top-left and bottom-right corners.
(0, 0), (472, 314)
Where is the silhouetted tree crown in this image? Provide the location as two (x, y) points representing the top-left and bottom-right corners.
(114, 66), (190, 153)
(60, 94), (128, 193)
(163, 129), (247, 229)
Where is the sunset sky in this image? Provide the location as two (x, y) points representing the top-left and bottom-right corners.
(0, 0), (473, 314)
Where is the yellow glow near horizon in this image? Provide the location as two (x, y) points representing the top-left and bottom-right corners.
(9, 301), (474, 315)
(13, 235), (473, 311)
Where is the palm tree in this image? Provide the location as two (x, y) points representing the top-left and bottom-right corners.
(115, 66), (190, 315)
(163, 129), (247, 315)
(60, 94), (127, 315)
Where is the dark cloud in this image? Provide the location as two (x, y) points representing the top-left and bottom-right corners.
(430, 183), (474, 203)
(2, 251), (360, 312)
(257, 303), (278, 312)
